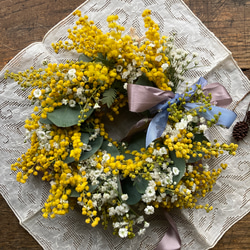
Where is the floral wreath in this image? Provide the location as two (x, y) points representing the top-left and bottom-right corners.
(5, 9), (238, 240)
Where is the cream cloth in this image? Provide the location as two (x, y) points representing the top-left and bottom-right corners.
(0, 0), (249, 249)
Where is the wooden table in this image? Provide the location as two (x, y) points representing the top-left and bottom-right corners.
(0, 0), (249, 249)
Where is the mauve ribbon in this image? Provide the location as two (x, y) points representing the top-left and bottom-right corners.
(155, 211), (181, 250)
(127, 84), (175, 112)
(203, 82), (232, 107)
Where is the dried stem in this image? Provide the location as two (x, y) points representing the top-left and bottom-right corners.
(232, 90), (250, 111)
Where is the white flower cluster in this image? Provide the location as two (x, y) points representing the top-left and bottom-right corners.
(162, 35), (199, 90)
(25, 122), (52, 151)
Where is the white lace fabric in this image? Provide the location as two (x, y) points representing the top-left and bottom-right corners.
(0, 0), (249, 249)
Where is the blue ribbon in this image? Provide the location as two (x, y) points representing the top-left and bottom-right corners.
(146, 77), (237, 147)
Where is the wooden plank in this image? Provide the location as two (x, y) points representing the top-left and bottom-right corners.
(0, 0), (249, 249)
(183, 0), (250, 69)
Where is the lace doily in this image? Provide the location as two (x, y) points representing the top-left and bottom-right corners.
(0, 0), (249, 249)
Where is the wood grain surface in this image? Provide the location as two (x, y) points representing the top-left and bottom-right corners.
(0, 0), (249, 249)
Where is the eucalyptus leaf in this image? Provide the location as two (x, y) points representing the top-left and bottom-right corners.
(101, 140), (120, 157)
(39, 117), (53, 124)
(169, 150), (186, 184)
(79, 135), (103, 161)
(88, 183), (99, 193)
(134, 176), (149, 194)
(135, 73), (154, 87)
(95, 52), (115, 67)
(187, 133), (208, 163)
(193, 133), (209, 143)
(69, 188), (81, 197)
(64, 153), (75, 164)
(64, 132), (90, 164)
(81, 132), (90, 145)
(47, 104), (81, 127)
(78, 54), (92, 63)
(121, 177), (141, 205)
(187, 151), (205, 163)
(117, 175), (123, 199)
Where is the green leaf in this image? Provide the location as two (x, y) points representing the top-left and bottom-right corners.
(69, 188), (81, 197)
(193, 133), (209, 143)
(78, 54), (92, 63)
(39, 117), (53, 124)
(135, 73), (154, 87)
(79, 135), (103, 161)
(134, 176), (149, 194)
(117, 175), (123, 199)
(121, 177), (141, 205)
(112, 79), (127, 94)
(64, 132), (90, 164)
(64, 151), (75, 164)
(95, 52), (115, 67)
(169, 150), (186, 184)
(187, 133), (209, 163)
(127, 131), (146, 152)
(88, 183), (99, 193)
(101, 140), (120, 157)
(81, 132), (90, 145)
(101, 88), (117, 108)
(47, 104), (81, 127)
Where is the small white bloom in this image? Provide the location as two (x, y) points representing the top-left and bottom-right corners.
(138, 228), (146, 236)
(159, 147), (167, 155)
(144, 222), (150, 228)
(116, 65), (123, 72)
(145, 157), (153, 163)
(94, 103), (101, 109)
(155, 55), (162, 62)
(69, 99), (76, 108)
(144, 205), (154, 215)
(172, 167), (180, 176)
(68, 69), (76, 80)
(200, 117), (206, 124)
(62, 99), (68, 105)
(68, 68), (76, 75)
(197, 89), (203, 95)
(203, 164), (209, 171)
(161, 63), (169, 71)
(102, 153), (110, 162)
(50, 180), (56, 186)
(121, 194), (128, 201)
(171, 194), (178, 203)
(136, 216), (144, 224)
(192, 116), (199, 123)
(33, 89), (42, 98)
(187, 165), (193, 173)
(118, 228), (128, 238)
(199, 124), (208, 132)
(76, 87), (84, 96)
(123, 82), (128, 90)
(192, 52), (198, 57)
(187, 114), (193, 122)
(41, 59), (49, 66)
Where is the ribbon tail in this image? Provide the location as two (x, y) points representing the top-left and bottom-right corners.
(155, 211), (181, 250)
(203, 82), (233, 107)
(146, 110), (169, 148)
(185, 103), (237, 128)
(122, 118), (151, 142)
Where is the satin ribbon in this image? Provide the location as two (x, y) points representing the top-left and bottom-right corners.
(127, 77), (237, 147)
(155, 211), (181, 250)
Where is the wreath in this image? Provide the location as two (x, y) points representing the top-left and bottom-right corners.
(5, 9), (238, 239)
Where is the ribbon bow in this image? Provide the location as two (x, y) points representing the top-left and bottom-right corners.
(128, 77), (237, 148)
